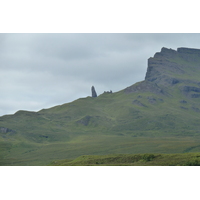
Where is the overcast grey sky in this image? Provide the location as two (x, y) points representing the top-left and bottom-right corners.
(1, 33), (200, 116)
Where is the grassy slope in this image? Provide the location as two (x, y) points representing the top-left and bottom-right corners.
(1, 85), (200, 165)
(49, 152), (200, 166)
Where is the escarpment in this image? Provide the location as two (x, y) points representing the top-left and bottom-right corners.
(125, 47), (200, 97)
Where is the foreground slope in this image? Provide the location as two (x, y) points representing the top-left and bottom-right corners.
(1, 47), (200, 165)
(49, 152), (200, 166)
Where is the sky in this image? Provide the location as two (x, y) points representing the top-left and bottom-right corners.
(1, 33), (200, 116)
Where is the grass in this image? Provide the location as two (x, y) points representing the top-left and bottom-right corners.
(49, 152), (200, 166)
(1, 135), (200, 166)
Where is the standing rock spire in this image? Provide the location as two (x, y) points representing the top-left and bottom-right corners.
(91, 86), (97, 97)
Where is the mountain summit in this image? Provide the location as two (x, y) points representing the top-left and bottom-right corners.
(1, 47), (200, 165)
(146, 47), (200, 85)
(126, 47), (200, 94)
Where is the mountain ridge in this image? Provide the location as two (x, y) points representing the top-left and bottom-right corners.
(2, 46), (200, 136)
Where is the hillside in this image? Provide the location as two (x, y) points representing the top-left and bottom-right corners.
(1, 47), (200, 165)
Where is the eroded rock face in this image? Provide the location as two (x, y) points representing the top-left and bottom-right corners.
(182, 86), (200, 93)
(145, 47), (185, 86)
(132, 100), (147, 107)
(145, 47), (200, 86)
(124, 81), (163, 95)
(76, 116), (92, 126)
(177, 47), (200, 62)
(125, 47), (200, 96)
(181, 86), (200, 98)
(91, 86), (97, 97)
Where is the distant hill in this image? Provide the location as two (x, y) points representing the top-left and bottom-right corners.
(1, 47), (200, 165)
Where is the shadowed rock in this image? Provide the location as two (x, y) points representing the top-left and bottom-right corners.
(181, 86), (200, 98)
(132, 100), (147, 107)
(76, 116), (92, 126)
(0, 127), (15, 134)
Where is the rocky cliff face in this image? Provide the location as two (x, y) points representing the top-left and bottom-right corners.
(125, 47), (200, 95)
(145, 47), (200, 85)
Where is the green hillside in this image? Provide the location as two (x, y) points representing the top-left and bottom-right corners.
(1, 47), (200, 165)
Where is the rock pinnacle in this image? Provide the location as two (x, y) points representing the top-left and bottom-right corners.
(91, 86), (97, 97)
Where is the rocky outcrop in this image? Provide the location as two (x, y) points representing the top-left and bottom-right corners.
(91, 86), (97, 97)
(145, 47), (200, 86)
(0, 127), (15, 134)
(181, 86), (200, 98)
(132, 100), (147, 107)
(180, 100), (187, 104)
(104, 90), (112, 94)
(124, 81), (164, 95)
(0, 127), (16, 137)
(182, 86), (200, 93)
(147, 96), (162, 104)
(77, 115), (92, 126)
